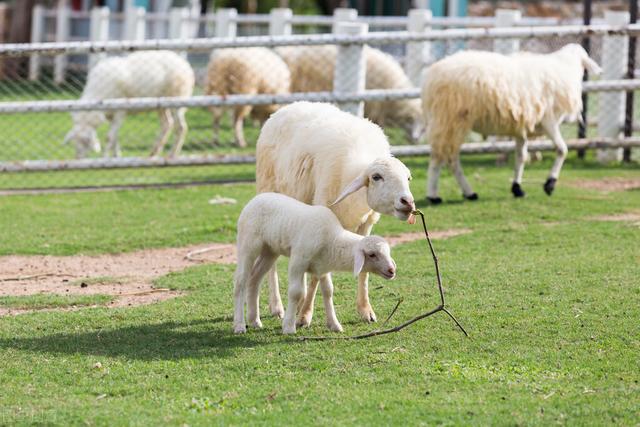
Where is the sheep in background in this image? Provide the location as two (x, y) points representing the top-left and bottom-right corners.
(205, 47), (291, 148)
(64, 51), (194, 159)
(421, 43), (602, 203)
(256, 102), (415, 326)
(276, 45), (424, 142)
(234, 192), (397, 335)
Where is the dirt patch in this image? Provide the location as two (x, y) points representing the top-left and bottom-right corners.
(386, 229), (472, 247)
(591, 211), (640, 226)
(569, 177), (640, 193)
(0, 243), (236, 316)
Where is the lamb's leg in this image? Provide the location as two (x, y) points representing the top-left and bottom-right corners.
(267, 264), (284, 318)
(150, 109), (174, 157)
(233, 253), (257, 334)
(168, 108), (188, 158)
(319, 274), (343, 332)
(355, 214), (378, 322)
(511, 137), (528, 198)
(451, 158), (478, 201)
(106, 111), (125, 158)
(282, 263), (307, 335)
(246, 251), (277, 330)
(296, 275), (319, 328)
(233, 105), (251, 148)
(427, 157), (444, 204)
(542, 118), (568, 196)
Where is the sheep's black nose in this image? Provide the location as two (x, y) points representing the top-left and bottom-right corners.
(388, 267), (395, 276)
(400, 197), (414, 208)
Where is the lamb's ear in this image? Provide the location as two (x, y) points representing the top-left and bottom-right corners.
(330, 173), (369, 206)
(582, 55), (602, 76)
(353, 249), (365, 277)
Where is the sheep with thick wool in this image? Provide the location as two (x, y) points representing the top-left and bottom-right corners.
(205, 47), (291, 148)
(234, 192), (397, 335)
(421, 43), (602, 203)
(256, 102), (415, 327)
(276, 45), (424, 142)
(64, 50), (194, 158)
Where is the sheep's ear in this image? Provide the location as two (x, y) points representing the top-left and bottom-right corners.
(353, 249), (365, 277)
(330, 173), (368, 206)
(582, 56), (602, 76)
(62, 130), (74, 145)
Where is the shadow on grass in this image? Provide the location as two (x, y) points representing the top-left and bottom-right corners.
(0, 317), (266, 361)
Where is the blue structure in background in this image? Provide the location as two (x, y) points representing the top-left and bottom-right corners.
(428, 0), (468, 17)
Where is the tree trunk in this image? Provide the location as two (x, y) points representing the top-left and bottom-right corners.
(4, 0), (37, 79)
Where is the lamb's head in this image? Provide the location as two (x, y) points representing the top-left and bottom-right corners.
(561, 43), (602, 76)
(63, 112), (105, 159)
(331, 157), (415, 222)
(353, 235), (396, 280)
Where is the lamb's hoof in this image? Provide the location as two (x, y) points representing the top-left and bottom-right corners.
(233, 324), (247, 334)
(358, 306), (377, 323)
(464, 193), (479, 201)
(282, 324), (297, 335)
(427, 197), (443, 205)
(511, 182), (526, 198)
(327, 321), (344, 333)
(269, 303), (285, 319)
(249, 319), (263, 329)
(296, 313), (313, 328)
(543, 178), (557, 196)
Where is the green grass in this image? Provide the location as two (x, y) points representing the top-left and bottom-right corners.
(0, 157), (638, 425)
(0, 294), (115, 310)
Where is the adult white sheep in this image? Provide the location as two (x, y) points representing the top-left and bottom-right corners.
(256, 102), (415, 327)
(205, 47), (291, 148)
(276, 45), (424, 142)
(421, 43), (602, 203)
(234, 192), (397, 335)
(64, 50), (194, 158)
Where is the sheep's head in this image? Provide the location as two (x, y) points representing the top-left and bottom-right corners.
(64, 112), (105, 158)
(353, 235), (396, 279)
(563, 43), (602, 76)
(331, 157), (415, 222)
(404, 99), (426, 143)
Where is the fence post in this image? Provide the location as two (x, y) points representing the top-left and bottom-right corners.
(493, 9), (521, 54)
(28, 5), (45, 81)
(623, 0), (638, 162)
(88, 7), (110, 70)
(215, 8), (237, 38)
(414, 0), (429, 9)
(124, 6), (146, 41)
(54, 4), (71, 84)
(577, 0), (592, 158)
(406, 8), (432, 87)
(169, 7), (191, 58)
(333, 22), (368, 117)
(597, 10), (629, 164)
(269, 8), (292, 36)
(332, 8), (358, 33)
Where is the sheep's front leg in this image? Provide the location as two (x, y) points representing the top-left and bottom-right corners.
(297, 275), (319, 328)
(319, 274), (343, 332)
(233, 105), (252, 148)
(542, 118), (568, 196)
(150, 109), (174, 157)
(427, 157), (444, 204)
(106, 111), (126, 158)
(283, 263), (307, 335)
(511, 137), (528, 198)
(451, 158), (478, 201)
(168, 108), (188, 158)
(210, 107), (222, 146)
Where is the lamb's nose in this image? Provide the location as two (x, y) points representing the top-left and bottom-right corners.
(400, 196), (415, 209)
(388, 267), (395, 276)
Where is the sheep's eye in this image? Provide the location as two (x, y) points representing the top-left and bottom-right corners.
(368, 253), (377, 259)
(408, 176), (412, 181)
(372, 174), (383, 182)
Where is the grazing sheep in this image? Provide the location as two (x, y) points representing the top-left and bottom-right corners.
(234, 192), (396, 335)
(421, 43), (602, 203)
(205, 47), (291, 148)
(256, 102), (415, 327)
(64, 51), (195, 158)
(276, 45), (424, 142)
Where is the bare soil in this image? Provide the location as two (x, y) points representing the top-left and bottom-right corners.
(569, 177), (640, 193)
(591, 211), (640, 225)
(0, 230), (470, 316)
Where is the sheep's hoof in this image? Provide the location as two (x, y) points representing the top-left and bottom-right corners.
(233, 324), (247, 334)
(249, 319), (263, 329)
(427, 197), (443, 205)
(327, 321), (344, 333)
(282, 324), (297, 335)
(358, 305), (377, 323)
(269, 303), (285, 319)
(464, 193), (479, 201)
(511, 182), (526, 198)
(543, 178), (557, 196)
(296, 313), (313, 328)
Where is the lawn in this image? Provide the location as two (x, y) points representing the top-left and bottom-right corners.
(0, 155), (639, 425)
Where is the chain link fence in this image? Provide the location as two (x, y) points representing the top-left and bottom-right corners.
(1, 7), (639, 190)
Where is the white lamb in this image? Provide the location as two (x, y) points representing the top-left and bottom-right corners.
(276, 45), (424, 142)
(256, 102), (415, 327)
(205, 47), (291, 148)
(64, 50), (195, 158)
(421, 43), (602, 203)
(234, 192), (397, 335)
